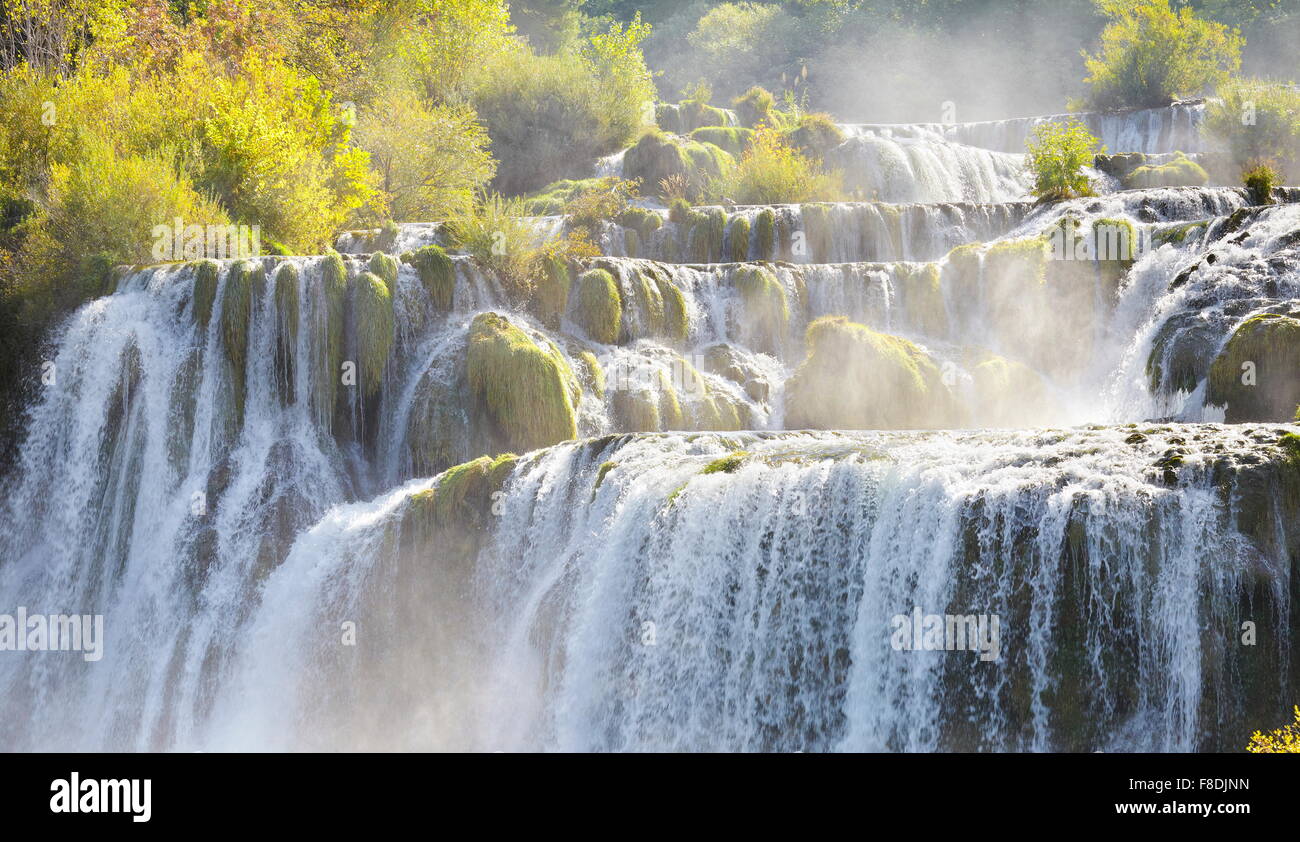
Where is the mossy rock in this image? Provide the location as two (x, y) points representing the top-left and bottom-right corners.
(466, 312), (579, 453)
(573, 268), (622, 345)
(273, 262), (300, 406)
(533, 252), (571, 329)
(897, 263), (947, 338)
(687, 208), (728, 263)
(689, 126), (754, 157)
(799, 203), (835, 262)
(401, 453), (518, 558)
(785, 316), (960, 429)
(785, 113), (845, 160)
(220, 259), (265, 428)
(755, 209), (776, 259)
(1151, 221), (1207, 248)
(727, 216), (751, 262)
(969, 352), (1052, 426)
(367, 251), (399, 287)
(623, 130), (734, 198)
(192, 260), (220, 331)
(702, 450), (748, 474)
(313, 251), (349, 429)
(610, 388), (661, 432)
(731, 87), (777, 129)
(656, 100), (733, 134)
(1207, 313), (1300, 422)
(614, 206), (663, 243)
(1123, 152), (1208, 189)
(349, 270), (394, 400)
(406, 244), (455, 313)
(734, 265), (789, 355)
(576, 351), (605, 399)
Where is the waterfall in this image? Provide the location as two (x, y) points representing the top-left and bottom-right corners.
(2, 91), (1297, 752)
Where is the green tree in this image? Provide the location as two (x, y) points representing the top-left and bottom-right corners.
(1025, 119), (1103, 201)
(1083, 0), (1242, 109)
(355, 87), (496, 221)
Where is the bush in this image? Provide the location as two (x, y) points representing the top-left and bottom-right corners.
(1025, 119), (1103, 201)
(732, 86), (778, 128)
(354, 87), (495, 222)
(1207, 79), (1300, 175)
(1246, 706), (1300, 753)
(785, 112), (844, 160)
(718, 126), (842, 205)
(471, 17), (654, 195)
(1242, 161), (1280, 205)
(443, 192), (543, 299)
(1082, 0), (1242, 110)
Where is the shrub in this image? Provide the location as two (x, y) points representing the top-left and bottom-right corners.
(1242, 161), (1280, 205)
(471, 17), (653, 195)
(1025, 119), (1103, 201)
(732, 86), (777, 128)
(442, 192), (542, 299)
(1246, 706), (1300, 753)
(1207, 79), (1300, 175)
(1082, 0), (1242, 110)
(354, 87), (495, 222)
(719, 126), (843, 205)
(561, 177), (640, 237)
(785, 112), (845, 161)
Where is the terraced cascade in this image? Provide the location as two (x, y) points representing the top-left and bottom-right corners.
(1, 102), (1298, 751)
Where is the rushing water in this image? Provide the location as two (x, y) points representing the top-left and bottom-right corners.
(0, 102), (1296, 751)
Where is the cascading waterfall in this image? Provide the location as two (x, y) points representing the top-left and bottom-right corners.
(1, 100), (1297, 752)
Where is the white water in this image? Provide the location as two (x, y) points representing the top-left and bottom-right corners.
(0, 102), (1297, 752)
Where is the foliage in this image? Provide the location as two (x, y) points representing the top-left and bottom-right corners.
(1206, 78), (1300, 175)
(717, 126), (842, 204)
(1246, 706), (1300, 753)
(1242, 160), (1279, 205)
(1082, 0), (1243, 109)
(354, 86), (495, 221)
(1025, 119), (1103, 202)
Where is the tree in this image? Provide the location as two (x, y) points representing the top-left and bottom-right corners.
(1082, 0), (1242, 109)
(355, 87), (495, 221)
(1025, 119), (1103, 201)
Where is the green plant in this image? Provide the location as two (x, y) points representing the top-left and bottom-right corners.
(1082, 0), (1242, 110)
(1242, 160), (1280, 205)
(1207, 78), (1300, 175)
(719, 126), (842, 205)
(1025, 119), (1103, 201)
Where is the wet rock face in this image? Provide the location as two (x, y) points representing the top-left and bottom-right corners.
(1208, 311), (1300, 422)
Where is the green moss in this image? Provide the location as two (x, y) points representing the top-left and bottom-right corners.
(657, 273), (688, 343)
(984, 237), (1049, 285)
(687, 207), (727, 263)
(702, 450), (748, 474)
(314, 250), (348, 429)
(658, 371), (684, 429)
(466, 312), (579, 453)
(1152, 220), (1207, 248)
(690, 126), (754, 156)
(595, 460), (617, 488)
(785, 113), (845, 160)
(406, 244), (455, 313)
(799, 203), (833, 262)
(623, 129), (734, 199)
(614, 206), (663, 242)
(404, 453), (518, 548)
(734, 265), (789, 354)
(785, 316), (959, 429)
(273, 262), (300, 405)
(219, 260), (265, 429)
(350, 270), (394, 400)
(755, 208), (776, 259)
(899, 262), (947, 338)
(727, 216), (751, 262)
(610, 388), (661, 431)
(1207, 314), (1300, 422)
(367, 251), (399, 287)
(521, 178), (614, 215)
(574, 268), (622, 345)
(668, 198), (692, 225)
(1123, 152), (1209, 189)
(533, 252), (571, 329)
(192, 259), (220, 331)
(576, 350), (606, 399)
(731, 86), (777, 128)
